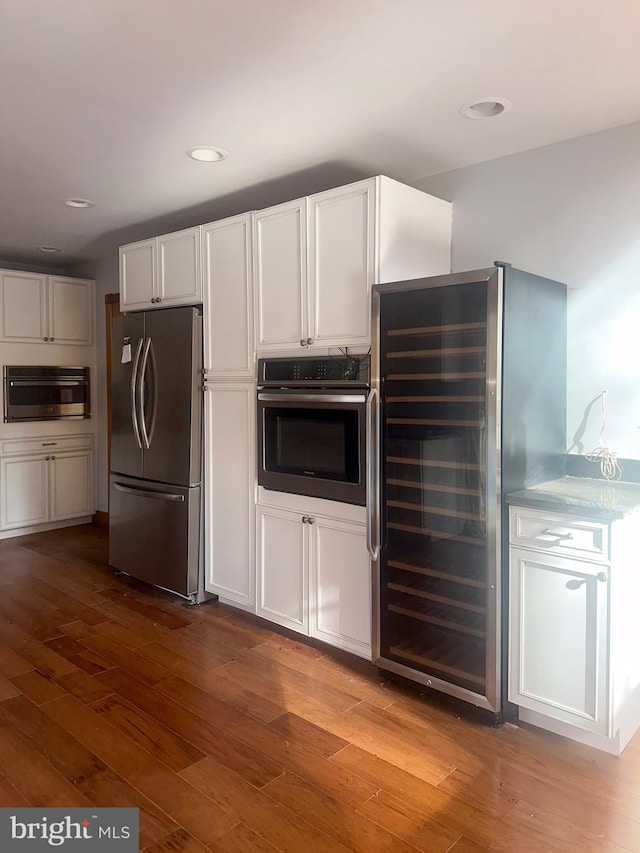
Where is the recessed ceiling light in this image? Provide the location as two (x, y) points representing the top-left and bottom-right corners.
(39, 246), (61, 253)
(459, 98), (512, 119)
(64, 198), (95, 208)
(186, 146), (228, 162)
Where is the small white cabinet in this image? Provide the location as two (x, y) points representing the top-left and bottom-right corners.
(203, 383), (256, 609)
(0, 271), (94, 345)
(256, 493), (371, 658)
(0, 437), (94, 533)
(202, 214), (254, 379)
(253, 176), (452, 353)
(257, 504), (308, 632)
(509, 503), (640, 754)
(120, 226), (201, 311)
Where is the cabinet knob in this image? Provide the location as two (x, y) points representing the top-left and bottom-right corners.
(301, 516), (309, 523)
(306, 338), (314, 346)
(307, 516), (315, 524)
(43, 336), (49, 342)
(597, 572), (607, 583)
(50, 337), (55, 342)
(44, 455), (50, 461)
(300, 339), (307, 347)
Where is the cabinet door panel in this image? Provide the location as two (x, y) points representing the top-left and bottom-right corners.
(204, 384), (255, 607)
(120, 240), (156, 310)
(0, 272), (48, 342)
(254, 200), (307, 350)
(509, 547), (608, 733)
(158, 227), (201, 306)
(257, 506), (307, 633)
(50, 452), (94, 521)
(203, 215), (254, 377)
(0, 456), (48, 529)
(310, 517), (371, 658)
(48, 277), (93, 345)
(309, 181), (374, 347)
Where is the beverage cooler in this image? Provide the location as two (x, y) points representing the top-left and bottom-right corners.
(370, 264), (566, 715)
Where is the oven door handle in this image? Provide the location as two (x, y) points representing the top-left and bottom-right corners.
(366, 386), (380, 561)
(257, 393), (367, 404)
(8, 380), (88, 387)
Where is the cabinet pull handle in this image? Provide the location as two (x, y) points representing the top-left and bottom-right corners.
(42, 442), (57, 446)
(541, 528), (573, 541)
(306, 338), (314, 346)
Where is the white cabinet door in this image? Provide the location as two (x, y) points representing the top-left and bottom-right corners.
(256, 505), (308, 633)
(204, 383), (255, 608)
(203, 214), (254, 378)
(0, 456), (49, 529)
(0, 271), (48, 342)
(49, 451), (94, 521)
(119, 239), (156, 310)
(509, 547), (609, 734)
(310, 515), (371, 658)
(157, 227), (201, 307)
(308, 179), (375, 348)
(48, 277), (94, 345)
(254, 199), (307, 351)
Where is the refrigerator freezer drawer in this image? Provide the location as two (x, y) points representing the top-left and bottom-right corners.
(109, 474), (200, 597)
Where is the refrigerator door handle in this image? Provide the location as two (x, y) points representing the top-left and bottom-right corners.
(138, 337), (152, 450)
(366, 386), (380, 560)
(113, 482), (185, 502)
(130, 338), (144, 450)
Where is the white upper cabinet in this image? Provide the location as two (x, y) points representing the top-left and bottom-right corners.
(48, 276), (94, 345)
(254, 198), (307, 351)
(0, 271), (94, 345)
(253, 176), (452, 353)
(203, 213), (254, 379)
(120, 226), (201, 312)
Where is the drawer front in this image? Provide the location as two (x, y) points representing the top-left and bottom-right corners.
(0, 434), (93, 456)
(509, 506), (609, 561)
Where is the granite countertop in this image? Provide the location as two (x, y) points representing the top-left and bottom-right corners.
(506, 476), (640, 521)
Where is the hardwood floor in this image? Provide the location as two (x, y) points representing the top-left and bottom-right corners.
(0, 524), (639, 852)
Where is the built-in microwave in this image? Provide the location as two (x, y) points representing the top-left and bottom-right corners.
(257, 356), (371, 506)
(3, 366), (91, 422)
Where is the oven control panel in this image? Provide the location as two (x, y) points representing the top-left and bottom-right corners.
(258, 356), (369, 386)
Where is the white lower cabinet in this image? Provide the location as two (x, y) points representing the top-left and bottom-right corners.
(508, 504), (640, 754)
(0, 449), (94, 532)
(509, 546), (608, 735)
(257, 495), (371, 658)
(256, 505), (308, 632)
(203, 383), (256, 609)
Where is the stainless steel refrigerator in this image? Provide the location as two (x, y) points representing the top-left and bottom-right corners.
(109, 306), (204, 602)
(371, 264), (566, 717)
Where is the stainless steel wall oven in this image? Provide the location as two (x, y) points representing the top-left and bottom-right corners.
(3, 366), (91, 422)
(257, 356), (371, 506)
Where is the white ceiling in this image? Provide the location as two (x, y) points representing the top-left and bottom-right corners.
(1, 0), (639, 267)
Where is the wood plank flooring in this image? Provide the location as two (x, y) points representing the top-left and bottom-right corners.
(0, 524), (639, 852)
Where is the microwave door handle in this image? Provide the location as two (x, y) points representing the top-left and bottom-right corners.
(130, 338), (144, 449)
(138, 337), (152, 450)
(366, 387), (380, 561)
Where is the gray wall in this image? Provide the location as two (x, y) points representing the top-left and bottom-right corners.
(416, 120), (640, 468)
